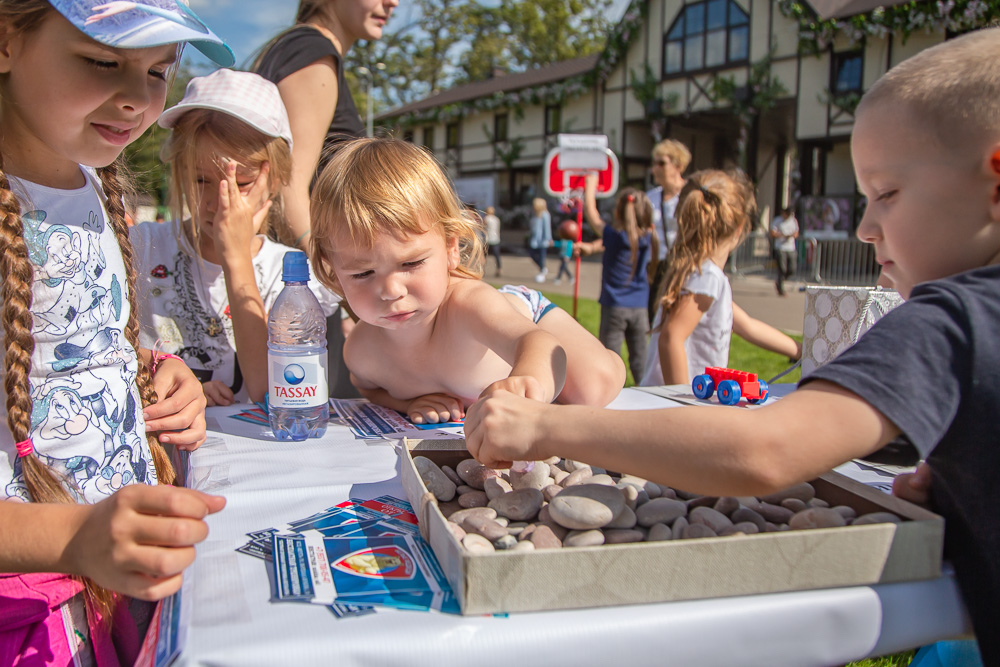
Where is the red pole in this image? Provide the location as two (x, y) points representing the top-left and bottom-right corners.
(573, 195), (583, 320)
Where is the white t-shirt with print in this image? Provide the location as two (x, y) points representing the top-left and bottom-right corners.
(641, 259), (733, 386)
(130, 220), (341, 404)
(1, 168), (154, 503)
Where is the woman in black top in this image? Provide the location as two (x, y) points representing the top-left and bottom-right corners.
(254, 0), (399, 249)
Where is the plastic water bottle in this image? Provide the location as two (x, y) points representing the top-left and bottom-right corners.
(268, 251), (329, 440)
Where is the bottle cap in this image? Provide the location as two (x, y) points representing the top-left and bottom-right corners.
(282, 251), (311, 283)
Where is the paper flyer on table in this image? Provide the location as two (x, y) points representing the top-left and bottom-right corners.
(331, 398), (465, 439)
(271, 531), (459, 613)
(237, 495), (419, 562)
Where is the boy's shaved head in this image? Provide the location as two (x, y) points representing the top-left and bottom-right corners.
(857, 28), (1000, 156)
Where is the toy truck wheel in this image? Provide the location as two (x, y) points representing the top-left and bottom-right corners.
(747, 380), (769, 405)
(717, 380), (741, 405)
(692, 374), (715, 399)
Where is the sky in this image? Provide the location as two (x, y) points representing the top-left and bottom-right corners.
(185, 0), (630, 73)
(185, 0), (421, 72)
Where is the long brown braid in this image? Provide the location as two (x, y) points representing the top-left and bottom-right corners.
(99, 160), (175, 485)
(655, 170), (755, 330)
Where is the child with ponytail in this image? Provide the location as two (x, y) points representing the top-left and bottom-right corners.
(579, 175), (658, 382)
(0, 1), (233, 662)
(640, 170), (800, 386)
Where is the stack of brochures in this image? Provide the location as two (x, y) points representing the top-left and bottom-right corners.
(236, 495), (460, 617)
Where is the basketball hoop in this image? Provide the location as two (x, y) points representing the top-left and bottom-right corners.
(541, 134), (621, 320)
(543, 147), (620, 199)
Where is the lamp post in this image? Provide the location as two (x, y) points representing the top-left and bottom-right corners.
(357, 63), (386, 138)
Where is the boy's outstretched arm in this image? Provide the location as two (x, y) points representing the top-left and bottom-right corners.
(466, 380), (899, 497)
(732, 302), (802, 361)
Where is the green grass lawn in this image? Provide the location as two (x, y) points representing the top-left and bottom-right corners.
(543, 290), (801, 387)
(544, 290), (913, 667)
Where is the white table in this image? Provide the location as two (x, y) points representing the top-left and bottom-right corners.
(176, 389), (971, 666)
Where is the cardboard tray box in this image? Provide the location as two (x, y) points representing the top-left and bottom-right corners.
(399, 439), (944, 615)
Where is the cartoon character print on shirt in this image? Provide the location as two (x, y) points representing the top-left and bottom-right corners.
(3, 204), (153, 503)
(5, 374), (151, 503)
(23, 210), (116, 338)
(148, 250), (260, 386)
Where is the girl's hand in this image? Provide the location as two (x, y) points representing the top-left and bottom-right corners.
(892, 461), (932, 507)
(406, 393), (465, 424)
(202, 380), (235, 407)
(480, 374), (548, 403)
(65, 484), (225, 601)
(145, 358), (207, 451)
(465, 390), (551, 469)
(215, 159), (272, 263)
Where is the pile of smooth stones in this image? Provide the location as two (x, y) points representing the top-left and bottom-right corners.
(413, 456), (903, 553)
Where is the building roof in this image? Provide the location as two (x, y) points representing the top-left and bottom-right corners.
(379, 54), (599, 120)
(804, 0), (908, 20)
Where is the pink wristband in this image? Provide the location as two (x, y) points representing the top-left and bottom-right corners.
(150, 352), (183, 374)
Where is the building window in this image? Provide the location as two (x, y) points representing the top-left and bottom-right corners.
(663, 0), (749, 75)
(423, 126), (435, 149)
(545, 105), (562, 136)
(494, 113), (509, 143)
(831, 51), (863, 93)
(446, 122), (460, 149)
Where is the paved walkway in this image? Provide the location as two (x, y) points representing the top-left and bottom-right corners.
(484, 253), (808, 334)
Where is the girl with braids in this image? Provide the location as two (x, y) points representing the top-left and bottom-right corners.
(0, 1), (233, 662)
(639, 170), (800, 386)
(132, 69), (339, 407)
(578, 174), (657, 383)
(310, 138), (624, 425)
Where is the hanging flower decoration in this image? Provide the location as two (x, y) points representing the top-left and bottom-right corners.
(777, 0), (999, 54)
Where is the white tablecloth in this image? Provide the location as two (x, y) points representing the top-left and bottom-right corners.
(177, 389), (971, 666)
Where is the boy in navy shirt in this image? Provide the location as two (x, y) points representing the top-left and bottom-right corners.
(465, 28), (1000, 663)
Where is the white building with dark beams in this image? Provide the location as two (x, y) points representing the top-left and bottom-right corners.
(378, 0), (989, 231)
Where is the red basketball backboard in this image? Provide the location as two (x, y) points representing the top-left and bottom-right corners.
(543, 147), (620, 199)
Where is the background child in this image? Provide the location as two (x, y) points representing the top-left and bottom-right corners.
(465, 28), (1000, 664)
(309, 138), (625, 424)
(528, 196), (552, 283)
(132, 69), (340, 407)
(0, 1), (231, 660)
(552, 219), (575, 284)
(578, 176), (656, 383)
(483, 205), (502, 277)
(770, 206), (799, 296)
(640, 170), (800, 386)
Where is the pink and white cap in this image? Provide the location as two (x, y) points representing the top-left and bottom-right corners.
(158, 69), (293, 150)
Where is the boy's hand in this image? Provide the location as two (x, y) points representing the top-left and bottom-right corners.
(465, 390), (550, 469)
(202, 380), (235, 407)
(480, 374), (548, 403)
(406, 393), (465, 424)
(215, 159), (272, 263)
(892, 461), (932, 507)
(145, 358), (207, 451)
(65, 484), (225, 601)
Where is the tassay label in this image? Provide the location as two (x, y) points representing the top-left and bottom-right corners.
(268, 351), (328, 408)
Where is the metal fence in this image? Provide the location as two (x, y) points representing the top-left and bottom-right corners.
(729, 231), (880, 286)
